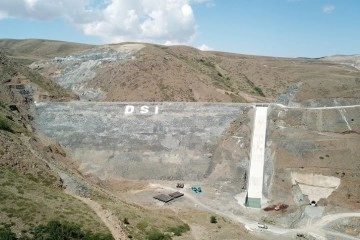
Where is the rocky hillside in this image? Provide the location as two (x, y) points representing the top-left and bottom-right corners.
(321, 54), (360, 70)
(1, 39), (359, 106)
(0, 52), (113, 238)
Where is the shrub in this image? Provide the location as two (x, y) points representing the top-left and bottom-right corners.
(0, 118), (14, 133)
(167, 224), (190, 236)
(210, 216), (217, 224)
(136, 220), (149, 231)
(0, 226), (17, 240)
(253, 86), (265, 97)
(147, 230), (171, 240)
(33, 220), (114, 240)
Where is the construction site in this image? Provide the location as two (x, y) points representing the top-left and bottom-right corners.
(34, 100), (360, 239)
(2, 39), (359, 240)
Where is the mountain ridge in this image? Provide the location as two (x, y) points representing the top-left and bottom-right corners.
(1, 38), (359, 240)
(2, 38), (357, 106)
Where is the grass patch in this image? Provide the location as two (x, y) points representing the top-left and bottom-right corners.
(137, 220), (149, 231)
(0, 220), (114, 240)
(147, 230), (171, 240)
(198, 58), (216, 68)
(166, 224), (190, 236)
(253, 86), (265, 97)
(100, 197), (186, 240)
(0, 114), (28, 134)
(0, 168), (111, 236)
(0, 117), (14, 133)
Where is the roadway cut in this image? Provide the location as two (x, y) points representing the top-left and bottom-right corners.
(246, 106), (268, 208)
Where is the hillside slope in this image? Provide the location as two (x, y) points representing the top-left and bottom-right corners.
(0, 52), (113, 238)
(0, 46), (263, 240)
(1, 39), (359, 105)
(0, 38), (94, 64)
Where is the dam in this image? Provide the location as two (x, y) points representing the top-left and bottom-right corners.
(35, 102), (254, 181)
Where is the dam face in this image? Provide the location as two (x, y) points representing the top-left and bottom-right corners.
(35, 102), (252, 181)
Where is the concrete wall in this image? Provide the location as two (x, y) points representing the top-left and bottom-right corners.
(246, 107), (268, 208)
(246, 197), (261, 208)
(35, 102), (252, 181)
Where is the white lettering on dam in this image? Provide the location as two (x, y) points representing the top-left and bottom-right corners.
(124, 105), (159, 115)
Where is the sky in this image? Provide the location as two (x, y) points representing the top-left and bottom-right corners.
(0, 0), (359, 58)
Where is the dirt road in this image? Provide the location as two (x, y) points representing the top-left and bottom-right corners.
(72, 194), (128, 240)
(149, 183), (360, 239)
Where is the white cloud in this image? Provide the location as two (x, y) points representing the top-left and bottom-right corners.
(198, 44), (212, 51)
(323, 5), (335, 14)
(80, 0), (197, 44)
(0, 10), (9, 20)
(0, 0), (88, 21)
(0, 0), (205, 46)
(191, 0), (215, 7)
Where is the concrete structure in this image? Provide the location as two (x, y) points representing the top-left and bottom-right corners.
(246, 107), (268, 208)
(153, 194), (174, 203)
(35, 102), (250, 181)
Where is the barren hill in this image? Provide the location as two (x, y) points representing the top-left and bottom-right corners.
(2, 39), (359, 105)
(321, 54), (360, 70)
(0, 38), (94, 63)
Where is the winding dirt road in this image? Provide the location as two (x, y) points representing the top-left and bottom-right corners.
(72, 194), (128, 240)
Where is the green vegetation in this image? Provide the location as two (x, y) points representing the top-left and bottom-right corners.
(0, 225), (16, 240)
(0, 168), (110, 237)
(1, 52), (73, 101)
(26, 71), (72, 99)
(166, 224), (190, 236)
(147, 230), (171, 240)
(132, 220), (190, 239)
(136, 220), (149, 231)
(198, 58), (216, 68)
(261, 217), (276, 225)
(101, 198), (189, 240)
(253, 86), (265, 97)
(0, 114), (28, 134)
(0, 220), (113, 240)
(32, 220), (113, 240)
(210, 216), (217, 224)
(0, 117), (14, 133)
(212, 74), (233, 90)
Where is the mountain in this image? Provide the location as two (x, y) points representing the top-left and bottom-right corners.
(2, 39), (359, 106)
(1, 39), (359, 240)
(321, 54), (360, 70)
(0, 51), (113, 238)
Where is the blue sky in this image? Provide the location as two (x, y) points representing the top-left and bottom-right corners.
(0, 0), (359, 58)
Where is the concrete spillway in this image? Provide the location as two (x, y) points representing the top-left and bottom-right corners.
(246, 107), (268, 208)
(35, 102), (251, 181)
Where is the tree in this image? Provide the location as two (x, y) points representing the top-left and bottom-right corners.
(210, 216), (217, 224)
